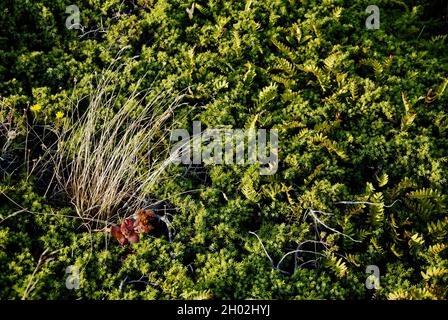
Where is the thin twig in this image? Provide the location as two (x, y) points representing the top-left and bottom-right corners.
(306, 208), (362, 243)
(335, 199), (400, 208)
(277, 249), (326, 271)
(248, 231), (275, 268)
(21, 248), (62, 300)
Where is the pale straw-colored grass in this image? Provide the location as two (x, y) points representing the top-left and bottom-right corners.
(47, 55), (186, 228)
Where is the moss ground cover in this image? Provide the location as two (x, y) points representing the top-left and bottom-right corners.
(0, 0), (447, 299)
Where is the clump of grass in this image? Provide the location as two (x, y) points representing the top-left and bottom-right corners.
(45, 56), (186, 228)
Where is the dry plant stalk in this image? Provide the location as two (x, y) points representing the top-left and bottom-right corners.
(46, 57), (186, 228)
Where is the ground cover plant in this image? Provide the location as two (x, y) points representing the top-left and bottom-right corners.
(0, 0), (447, 300)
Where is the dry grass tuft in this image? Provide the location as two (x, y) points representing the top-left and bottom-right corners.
(44, 56), (186, 228)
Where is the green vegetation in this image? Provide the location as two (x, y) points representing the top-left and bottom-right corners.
(0, 0), (447, 300)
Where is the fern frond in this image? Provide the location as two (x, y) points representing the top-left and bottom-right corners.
(427, 217), (448, 235)
(273, 57), (295, 75)
(436, 78), (448, 97)
(383, 55), (394, 70)
(232, 31), (241, 54)
(401, 112), (417, 129)
(425, 78), (448, 103)
(389, 177), (415, 198)
(194, 3), (209, 15)
(325, 253), (348, 278)
(428, 243), (448, 255)
(421, 266), (448, 281)
(241, 171), (260, 203)
(332, 7), (343, 19)
(262, 183), (283, 201)
(408, 188), (444, 200)
(290, 22), (302, 43)
(295, 128), (309, 140)
(371, 60), (383, 79)
(430, 34), (447, 43)
(376, 172), (389, 187)
(271, 75), (294, 87)
(323, 52), (340, 72)
(281, 89), (300, 102)
(389, 214), (401, 242)
(345, 203), (366, 217)
(405, 198), (437, 217)
(244, 113), (260, 130)
(181, 289), (213, 300)
(401, 92), (412, 113)
(408, 233), (425, 247)
(257, 83), (278, 106)
(356, 229), (371, 242)
(301, 62), (327, 91)
(345, 253), (360, 267)
(371, 238), (385, 255)
(349, 80), (358, 100)
(302, 62), (320, 75)
(361, 58), (383, 79)
(277, 120), (305, 132)
(388, 287), (436, 300)
(390, 243), (402, 258)
(271, 37), (294, 57)
(369, 192), (384, 225)
(335, 72), (348, 88)
(304, 163), (325, 186)
(435, 113), (448, 133)
(213, 78), (229, 91)
(243, 62), (256, 84)
(388, 289), (409, 300)
(310, 134), (348, 160)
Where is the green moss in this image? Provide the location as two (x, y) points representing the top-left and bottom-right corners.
(0, 0), (447, 299)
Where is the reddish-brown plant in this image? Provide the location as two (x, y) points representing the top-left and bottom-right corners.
(110, 209), (156, 245)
